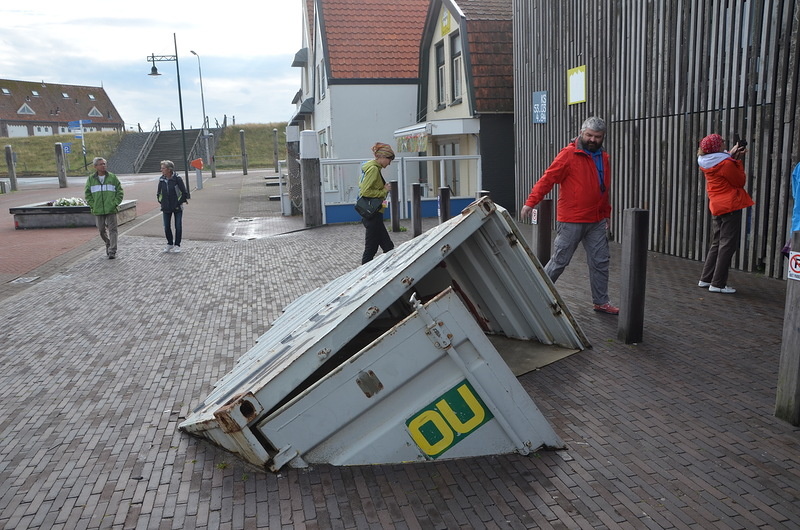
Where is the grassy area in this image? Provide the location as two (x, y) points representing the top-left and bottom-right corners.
(0, 123), (288, 176)
(0, 131), (124, 176)
(213, 123), (288, 170)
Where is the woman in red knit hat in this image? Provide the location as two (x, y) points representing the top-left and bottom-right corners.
(696, 134), (754, 294)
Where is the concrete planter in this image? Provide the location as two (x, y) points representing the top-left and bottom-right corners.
(9, 200), (137, 229)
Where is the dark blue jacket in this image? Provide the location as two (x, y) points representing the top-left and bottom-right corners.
(157, 173), (188, 212)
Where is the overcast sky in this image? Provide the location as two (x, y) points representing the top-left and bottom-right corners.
(0, 2), (302, 130)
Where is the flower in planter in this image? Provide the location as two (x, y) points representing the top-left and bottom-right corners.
(50, 197), (88, 207)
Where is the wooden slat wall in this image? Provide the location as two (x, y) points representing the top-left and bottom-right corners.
(513, 0), (800, 279)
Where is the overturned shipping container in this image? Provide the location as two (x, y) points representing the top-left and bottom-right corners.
(180, 198), (589, 471)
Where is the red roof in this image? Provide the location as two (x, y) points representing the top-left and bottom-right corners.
(0, 79), (123, 128)
(320, 0), (429, 80)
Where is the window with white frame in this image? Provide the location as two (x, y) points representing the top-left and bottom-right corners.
(436, 42), (446, 108)
(319, 128), (337, 192)
(450, 32), (462, 103)
(317, 63), (326, 100)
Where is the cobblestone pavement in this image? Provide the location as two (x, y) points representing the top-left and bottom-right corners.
(0, 170), (798, 529)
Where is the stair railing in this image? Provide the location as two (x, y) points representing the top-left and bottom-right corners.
(133, 119), (161, 174)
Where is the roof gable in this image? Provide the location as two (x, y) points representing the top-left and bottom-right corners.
(419, 0), (513, 116)
(319, 0), (429, 81)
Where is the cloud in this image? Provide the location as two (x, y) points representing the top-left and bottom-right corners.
(0, 2), (302, 125)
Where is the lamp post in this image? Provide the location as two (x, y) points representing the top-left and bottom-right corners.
(189, 50), (207, 131)
(147, 32), (190, 198)
(190, 50), (212, 174)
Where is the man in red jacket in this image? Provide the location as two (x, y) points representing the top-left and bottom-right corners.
(520, 116), (619, 315)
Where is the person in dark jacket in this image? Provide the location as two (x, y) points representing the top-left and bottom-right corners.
(84, 157), (124, 259)
(157, 160), (189, 253)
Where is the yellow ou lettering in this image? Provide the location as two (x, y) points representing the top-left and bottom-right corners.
(437, 384), (485, 433)
(407, 410), (454, 456)
(407, 383), (488, 457)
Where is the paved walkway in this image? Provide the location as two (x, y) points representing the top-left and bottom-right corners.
(0, 170), (798, 529)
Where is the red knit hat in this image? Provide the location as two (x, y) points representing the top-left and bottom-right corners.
(699, 134), (724, 154)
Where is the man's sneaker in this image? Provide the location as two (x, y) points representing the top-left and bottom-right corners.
(173, 246), (181, 253)
(108, 255), (116, 260)
(163, 245), (173, 253)
(593, 302), (620, 315)
(698, 280), (711, 288)
(708, 285), (736, 294)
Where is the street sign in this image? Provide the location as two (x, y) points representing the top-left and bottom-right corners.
(789, 251), (800, 281)
(67, 120), (92, 127)
(63, 144), (72, 154)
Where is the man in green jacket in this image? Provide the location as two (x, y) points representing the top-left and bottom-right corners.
(84, 157), (124, 259)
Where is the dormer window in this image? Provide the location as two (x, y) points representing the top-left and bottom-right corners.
(17, 103), (35, 115)
(1, 88), (10, 95)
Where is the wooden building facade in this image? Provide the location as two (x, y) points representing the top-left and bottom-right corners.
(513, 0), (800, 279)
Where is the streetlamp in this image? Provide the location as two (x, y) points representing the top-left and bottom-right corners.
(190, 50), (213, 176)
(189, 50), (207, 131)
(147, 32), (190, 197)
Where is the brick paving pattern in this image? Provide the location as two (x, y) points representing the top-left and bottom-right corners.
(0, 170), (798, 529)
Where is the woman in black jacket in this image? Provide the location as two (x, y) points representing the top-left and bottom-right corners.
(157, 160), (189, 253)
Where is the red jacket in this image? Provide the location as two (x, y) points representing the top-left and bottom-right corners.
(698, 155), (754, 216)
(524, 140), (611, 223)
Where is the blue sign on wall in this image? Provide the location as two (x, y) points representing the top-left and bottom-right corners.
(532, 91), (548, 124)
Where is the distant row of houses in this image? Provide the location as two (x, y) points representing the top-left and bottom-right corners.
(0, 79), (124, 137)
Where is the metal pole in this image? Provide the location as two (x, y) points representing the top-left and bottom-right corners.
(273, 128), (279, 173)
(174, 33), (190, 198)
(209, 133), (217, 178)
(776, 231), (800, 425)
(190, 50), (207, 130)
(240, 129), (248, 175)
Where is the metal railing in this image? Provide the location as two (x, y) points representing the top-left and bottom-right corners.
(133, 119), (161, 174)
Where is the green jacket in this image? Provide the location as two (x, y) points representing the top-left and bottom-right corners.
(359, 159), (388, 211)
(84, 171), (124, 216)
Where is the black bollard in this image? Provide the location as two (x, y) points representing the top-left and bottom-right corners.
(617, 208), (649, 344)
(390, 180), (400, 232)
(532, 199), (553, 265)
(412, 183), (422, 237)
(438, 187), (451, 223)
